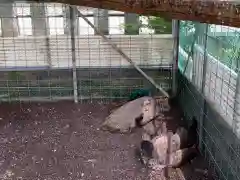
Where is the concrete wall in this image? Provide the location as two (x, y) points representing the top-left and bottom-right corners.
(0, 34), (173, 69)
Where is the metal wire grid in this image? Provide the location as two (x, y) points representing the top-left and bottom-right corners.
(0, 2), (173, 102)
(178, 21), (240, 180)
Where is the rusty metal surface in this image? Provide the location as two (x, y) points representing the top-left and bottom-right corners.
(20, 0), (240, 27)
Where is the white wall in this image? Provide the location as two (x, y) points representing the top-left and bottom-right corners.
(0, 34), (173, 69)
(179, 44), (237, 129)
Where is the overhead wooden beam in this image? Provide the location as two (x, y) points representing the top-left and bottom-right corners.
(25, 0), (240, 27)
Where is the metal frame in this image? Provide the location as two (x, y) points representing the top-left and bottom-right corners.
(199, 23), (208, 152)
(70, 6), (78, 103)
(172, 19), (179, 97)
(233, 68), (240, 137)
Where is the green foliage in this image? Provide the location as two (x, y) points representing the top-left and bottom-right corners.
(129, 88), (151, 101)
(8, 71), (24, 81)
(146, 16), (172, 34)
(179, 21), (197, 53)
(179, 21), (240, 72)
(179, 21), (196, 34)
(122, 16), (172, 34)
(219, 42), (240, 70)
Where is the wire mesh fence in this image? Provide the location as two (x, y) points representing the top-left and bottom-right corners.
(0, 2), (174, 102)
(1, 1), (240, 180)
(178, 20), (240, 180)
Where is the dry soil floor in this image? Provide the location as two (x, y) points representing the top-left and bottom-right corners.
(0, 101), (217, 180)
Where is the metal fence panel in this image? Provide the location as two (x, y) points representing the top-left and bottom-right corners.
(178, 20), (240, 180)
(0, 2), (174, 102)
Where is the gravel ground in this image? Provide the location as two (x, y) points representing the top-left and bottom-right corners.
(0, 101), (217, 180)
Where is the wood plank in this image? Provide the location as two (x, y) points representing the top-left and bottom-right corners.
(26, 0), (240, 27)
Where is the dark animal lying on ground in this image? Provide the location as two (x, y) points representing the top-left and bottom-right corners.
(101, 96), (154, 133)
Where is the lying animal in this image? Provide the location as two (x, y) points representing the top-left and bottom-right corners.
(137, 131), (180, 166)
(101, 96), (153, 133)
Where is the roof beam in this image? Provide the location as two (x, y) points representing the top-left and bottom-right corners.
(11, 0), (240, 27)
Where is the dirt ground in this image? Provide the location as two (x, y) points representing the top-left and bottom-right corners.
(0, 101), (217, 180)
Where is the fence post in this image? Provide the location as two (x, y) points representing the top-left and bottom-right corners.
(199, 23), (208, 152)
(172, 20), (180, 97)
(70, 6), (78, 103)
(233, 71), (240, 138)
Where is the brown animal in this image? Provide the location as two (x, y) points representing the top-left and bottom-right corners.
(135, 98), (165, 139)
(101, 96), (154, 133)
(148, 145), (199, 170)
(137, 130), (181, 166)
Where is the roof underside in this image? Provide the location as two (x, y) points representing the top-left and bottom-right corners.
(29, 0), (240, 27)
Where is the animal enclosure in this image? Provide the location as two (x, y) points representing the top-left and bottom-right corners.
(0, 2), (173, 102)
(0, 1), (240, 180)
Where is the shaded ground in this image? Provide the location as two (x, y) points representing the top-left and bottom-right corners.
(0, 101), (216, 180)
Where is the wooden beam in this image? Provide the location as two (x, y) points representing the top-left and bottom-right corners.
(28, 0), (240, 27)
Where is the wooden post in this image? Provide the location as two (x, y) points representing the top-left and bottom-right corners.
(165, 131), (173, 178)
(70, 6), (78, 103)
